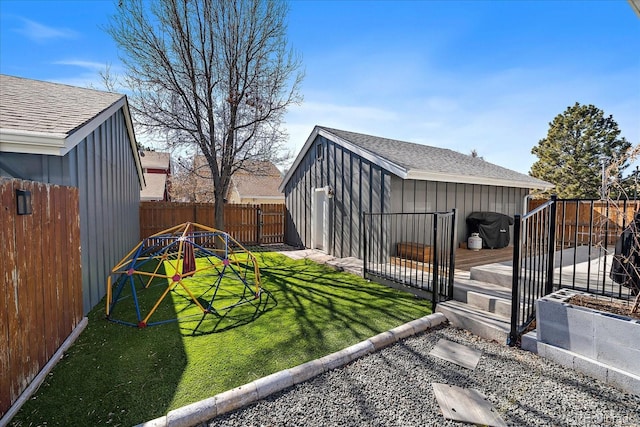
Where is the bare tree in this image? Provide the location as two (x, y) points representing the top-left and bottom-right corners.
(108, 0), (302, 229)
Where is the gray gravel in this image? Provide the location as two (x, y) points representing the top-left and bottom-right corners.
(209, 325), (640, 426)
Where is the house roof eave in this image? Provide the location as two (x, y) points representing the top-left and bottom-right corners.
(0, 96), (145, 189)
(405, 169), (555, 190)
(0, 129), (68, 155)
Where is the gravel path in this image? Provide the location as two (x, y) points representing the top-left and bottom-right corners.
(210, 325), (640, 426)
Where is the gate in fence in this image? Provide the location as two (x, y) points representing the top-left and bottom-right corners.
(509, 196), (556, 345)
(362, 210), (457, 307)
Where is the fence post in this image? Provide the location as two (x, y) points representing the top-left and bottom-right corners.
(362, 212), (367, 279)
(431, 213), (439, 308)
(508, 214), (522, 346)
(257, 206), (262, 245)
(447, 209), (457, 300)
(545, 195), (557, 295)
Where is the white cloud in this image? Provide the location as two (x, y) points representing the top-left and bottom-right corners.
(16, 18), (77, 42)
(53, 60), (106, 72)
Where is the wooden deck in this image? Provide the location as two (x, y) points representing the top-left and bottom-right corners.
(454, 246), (513, 271)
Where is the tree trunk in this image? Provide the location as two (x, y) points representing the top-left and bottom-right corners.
(214, 194), (225, 231)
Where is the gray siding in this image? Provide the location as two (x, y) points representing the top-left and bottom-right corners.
(0, 109), (141, 314)
(390, 176), (527, 245)
(284, 135), (390, 258)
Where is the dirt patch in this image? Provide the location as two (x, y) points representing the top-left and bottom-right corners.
(567, 294), (640, 320)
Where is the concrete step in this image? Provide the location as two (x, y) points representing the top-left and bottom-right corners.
(470, 263), (513, 288)
(436, 300), (510, 344)
(452, 276), (512, 320)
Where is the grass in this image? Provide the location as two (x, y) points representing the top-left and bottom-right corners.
(10, 252), (432, 426)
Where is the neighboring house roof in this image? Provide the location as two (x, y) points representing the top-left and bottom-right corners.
(188, 157), (283, 202)
(140, 173), (168, 201)
(140, 150), (170, 171)
(0, 74), (144, 185)
(232, 160), (284, 200)
(280, 126), (554, 191)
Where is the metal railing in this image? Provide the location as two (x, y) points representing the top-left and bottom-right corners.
(509, 197), (639, 345)
(362, 210), (457, 307)
(509, 196), (556, 346)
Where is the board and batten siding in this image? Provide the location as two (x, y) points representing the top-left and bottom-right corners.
(390, 176), (528, 246)
(0, 109), (141, 314)
(284, 134), (391, 258)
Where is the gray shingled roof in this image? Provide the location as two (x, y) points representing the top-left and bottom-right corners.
(319, 126), (552, 189)
(0, 74), (123, 136)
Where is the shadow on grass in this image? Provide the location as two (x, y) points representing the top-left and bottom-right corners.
(254, 253), (432, 355)
(10, 259), (189, 427)
(181, 288), (278, 336)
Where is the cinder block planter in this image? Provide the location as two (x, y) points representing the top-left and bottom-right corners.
(537, 289), (640, 377)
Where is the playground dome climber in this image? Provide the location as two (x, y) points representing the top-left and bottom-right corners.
(106, 222), (262, 328)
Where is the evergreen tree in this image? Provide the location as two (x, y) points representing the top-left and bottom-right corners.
(530, 102), (631, 199)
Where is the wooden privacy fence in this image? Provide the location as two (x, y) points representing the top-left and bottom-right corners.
(529, 198), (640, 248)
(1, 178), (82, 418)
(140, 202), (285, 245)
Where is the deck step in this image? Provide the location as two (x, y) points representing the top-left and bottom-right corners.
(436, 300), (510, 344)
(452, 278), (512, 320)
(469, 263), (513, 288)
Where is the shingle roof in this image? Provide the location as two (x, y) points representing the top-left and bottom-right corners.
(0, 74), (144, 185)
(320, 126), (551, 188)
(281, 126), (552, 190)
(0, 74), (123, 137)
(232, 160), (283, 199)
(140, 151), (171, 170)
(140, 173), (168, 201)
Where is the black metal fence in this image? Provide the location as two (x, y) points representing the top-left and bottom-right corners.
(362, 210), (457, 307)
(509, 197), (556, 345)
(509, 197), (639, 345)
(553, 198), (639, 300)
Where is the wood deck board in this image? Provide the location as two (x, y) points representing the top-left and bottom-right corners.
(454, 246), (513, 271)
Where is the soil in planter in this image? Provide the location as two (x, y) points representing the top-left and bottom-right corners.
(567, 295), (640, 321)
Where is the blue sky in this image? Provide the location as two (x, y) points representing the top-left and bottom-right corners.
(1, 0), (638, 174)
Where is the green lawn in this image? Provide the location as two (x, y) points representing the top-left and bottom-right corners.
(10, 252), (432, 426)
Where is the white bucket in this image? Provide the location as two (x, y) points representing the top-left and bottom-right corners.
(468, 233), (482, 251)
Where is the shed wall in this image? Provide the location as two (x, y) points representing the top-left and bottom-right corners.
(0, 109), (141, 314)
(390, 176), (528, 245)
(284, 135), (391, 258)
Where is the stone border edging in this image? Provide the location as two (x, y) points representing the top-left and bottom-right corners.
(137, 312), (447, 427)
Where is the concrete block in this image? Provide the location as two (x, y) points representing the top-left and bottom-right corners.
(571, 353), (608, 384)
(537, 299), (595, 357)
(166, 397), (216, 427)
(520, 331), (538, 354)
(136, 416), (167, 427)
(594, 313), (640, 376)
(319, 348), (352, 371)
(427, 312), (448, 327)
(215, 384), (258, 416)
(606, 366), (640, 396)
(390, 322), (416, 340)
(406, 317), (431, 334)
(343, 340), (375, 361)
(253, 370), (294, 400)
(368, 331), (397, 350)
(289, 359), (325, 384)
(536, 342), (576, 370)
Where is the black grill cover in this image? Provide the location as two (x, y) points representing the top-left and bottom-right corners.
(466, 212), (514, 249)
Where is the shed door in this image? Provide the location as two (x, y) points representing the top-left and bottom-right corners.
(312, 187), (330, 251)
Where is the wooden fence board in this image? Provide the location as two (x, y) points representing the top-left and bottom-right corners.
(0, 178), (82, 418)
(139, 202), (285, 245)
(529, 199), (640, 247)
(0, 179), (15, 415)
